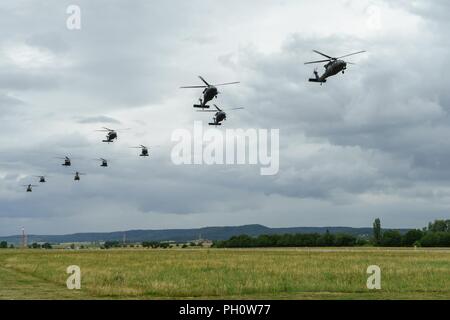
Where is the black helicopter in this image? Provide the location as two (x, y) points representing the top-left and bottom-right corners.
(97, 127), (118, 143)
(34, 175), (47, 183)
(23, 184), (38, 192)
(131, 145), (149, 157)
(181, 76), (240, 109)
(73, 171), (86, 181)
(57, 156), (72, 167)
(94, 158), (108, 167)
(305, 50), (366, 84)
(198, 104), (244, 126)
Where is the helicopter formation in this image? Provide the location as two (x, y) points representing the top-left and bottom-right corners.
(23, 131), (153, 192)
(21, 50), (365, 192)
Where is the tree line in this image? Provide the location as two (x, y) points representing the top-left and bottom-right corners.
(213, 219), (450, 248)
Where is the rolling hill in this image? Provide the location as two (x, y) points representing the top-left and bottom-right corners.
(0, 224), (411, 245)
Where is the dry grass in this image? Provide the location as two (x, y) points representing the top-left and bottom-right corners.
(1, 248), (449, 300)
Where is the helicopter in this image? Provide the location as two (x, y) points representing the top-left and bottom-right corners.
(73, 172), (86, 181)
(198, 104), (244, 126)
(34, 175), (48, 183)
(131, 145), (149, 157)
(180, 76), (240, 109)
(305, 50), (366, 84)
(56, 156), (72, 167)
(23, 184), (38, 192)
(96, 127), (118, 143)
(93, 158), (108, 167)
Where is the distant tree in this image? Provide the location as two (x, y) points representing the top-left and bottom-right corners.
(0, 241), (7, 249)
(420, 232), (450, 247)
(103, 241), (120, 249)
(427, 220), (450, 233)
(380, 230), (402, 247)
(355, 237), (369, 246)
(42, 243), (52, 249)
(181, 244), (188, 248)
(373, 218), (382, 245)
(9, 244), (14, 249)
(318, 230), (335, 246)
(334, 234), (357, 247)
(31, 242), (41, 249)
(142, 241), (160, 248)
(401, 229), (424, 247)
(70, 243), (75, 250)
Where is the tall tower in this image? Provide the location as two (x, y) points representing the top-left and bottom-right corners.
(21, 227), (28, 248)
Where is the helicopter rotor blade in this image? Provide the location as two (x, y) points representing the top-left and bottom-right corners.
(180, 85), (207, 89)
(227, 107), (245, 111)
(336, 50), (366, 59)
(213, 104), (222, 112)
(312, 50), (334, 59)
(198, 76), (211, 86)
(304, 59), (331, 65)
(214, 82), (240, 87)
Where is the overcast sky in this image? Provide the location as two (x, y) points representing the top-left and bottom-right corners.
(1, 0), (450, 236)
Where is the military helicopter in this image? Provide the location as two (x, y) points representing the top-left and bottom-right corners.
(56, 156), (72, 167)
(198, 104), (244, 126)
(73, 171), (86, 181)
(180, 76), (240, 109)
(305, 50), (366, 84)
(131, 145), (149, 157)
(23, 184), (38, 192)
(96, 127), (118, 143)
(94, 158), (109, 167)
(34, 175), (48, 183)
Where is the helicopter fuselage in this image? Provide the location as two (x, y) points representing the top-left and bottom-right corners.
(324, 60), (347, 77)
(199, 86), (218, 107)
(311, 60), (347, 83)
(215, 111), (226, 123)
(103, 131), (117, 143)
(209, 111), (227, 126)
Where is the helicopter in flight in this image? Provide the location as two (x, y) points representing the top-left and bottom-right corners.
(73, 172), (86, 181)
(97, 127), (118, 143)
(305, 50), (366, 84)
(57, 156), (72, 167)
(94, 158), (109, 167)
(180, 76), (240, 109)
(131, 145), (149, 157)
(198, 104), (244, 126)
(23, 184), (38, 192)
(34, 175), (48, 183)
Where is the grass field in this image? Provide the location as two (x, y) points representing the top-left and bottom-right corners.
(1, 248), (449, 300)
